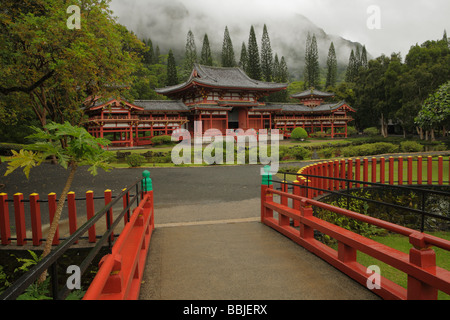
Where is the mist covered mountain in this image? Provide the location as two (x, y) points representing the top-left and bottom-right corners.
(110, 0), (369, 80)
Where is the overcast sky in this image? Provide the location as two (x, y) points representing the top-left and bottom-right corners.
(110, 0), (450, 59)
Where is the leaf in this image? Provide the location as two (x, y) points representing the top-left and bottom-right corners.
(4, 149), (43, 179)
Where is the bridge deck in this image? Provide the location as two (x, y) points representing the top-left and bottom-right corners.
(139, 220), (380, 300)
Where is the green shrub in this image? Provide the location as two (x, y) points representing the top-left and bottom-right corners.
(126, 153), (146, 167)
(346, 126), (358, 136)
(319, 148), (334, 159)
(400, 141), (424, 153)
(363, 127), (379, 136)
(151, 135), (173, 145)
(290, 146), (311, 160)
(290, 127), (308, 140)
(341, 142), (398, 157)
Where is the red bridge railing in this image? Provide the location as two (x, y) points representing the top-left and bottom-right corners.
(261, 155), (450, 300)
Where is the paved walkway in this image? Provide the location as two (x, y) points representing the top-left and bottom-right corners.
(139, 196), (380, 300)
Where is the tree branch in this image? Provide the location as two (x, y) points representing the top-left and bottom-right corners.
(0, 70), (55, 95)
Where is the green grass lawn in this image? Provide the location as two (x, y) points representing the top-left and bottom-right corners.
(354, 231), (450, 300)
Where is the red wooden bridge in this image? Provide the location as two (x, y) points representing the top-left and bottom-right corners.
(0, 155), (449, 300)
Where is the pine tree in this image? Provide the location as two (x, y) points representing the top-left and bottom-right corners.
(361, 45), (368, 69)
(142, 38), (155, 65)
(239, 42), (248, 72)
(247, 25), (261, 80)
(221, 26), (236, 67)
(279, 56), (288, 83)
(345, 49), (358, 83)
(355, 45), (362, 69)
(304, 33), (319, 88)
(325, 42), (337, 88)
(166, 49), (178, 86)
(200, 34), (213, 66)
(273, 54), (280, 82)
(184, 30), (197, 71)
(261, 24), (273, 82)
(155, 45), (161, 64)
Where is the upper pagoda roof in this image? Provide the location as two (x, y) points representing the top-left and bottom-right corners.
(156, 64), (288, 96)
(291, 89), (335, 99)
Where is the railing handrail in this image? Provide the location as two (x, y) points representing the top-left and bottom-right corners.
(0, 177), (143, 300)
(266, 187), (450, 252)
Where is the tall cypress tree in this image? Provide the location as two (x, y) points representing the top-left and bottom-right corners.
(200, 34), (213, 66)
(261, 24), (273, 82)
(184, 30), (197, 71)
(166, 49), (178, 86)
(239, 42), (248, 72)
(361, 45), (368, 69)
(247, 25), (261, 80)
(142, 38), (155, 65)
(221, 26), (236, 67)
(345, 49), (358, 83)
(304, 33), (319, 88)
(325, 42), (337, 88)
(273, 54), (280, 82)
(355, 45), (362, 69)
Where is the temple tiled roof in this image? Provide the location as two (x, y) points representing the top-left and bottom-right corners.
(291, 89), (335, 99)
(156, 64), (288, 95)
(266, 101), (348, 113)
(133, 100), (189, 112)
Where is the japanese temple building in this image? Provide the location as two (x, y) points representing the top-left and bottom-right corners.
(84, 64), (355, 147)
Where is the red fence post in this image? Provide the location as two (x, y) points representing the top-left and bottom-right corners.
(13, 193), (26, 246)
(427, 156), (433, 185)
(363, 158), (369, 187)
(293, 180), (301, 227)
(438, 156), (443, 185)
(371, 157), (377, 183)
(47, 193), (60, 245)
(279, 181), (289, 226)
(0, 193), (11, 245)
(380, 157), (386, 184)
(407, 156), (413, 185)
(68, 192), (78, 244)
(29, 193), (42, 246)
(417, 156), (423, 185)
(334, 160), (340, 191)
(355, 158), (361, 188)
(105, 189), (114, 242)
(389, 157), (394, 185)
(398, 156), (403, 185)
(86, 191), (97, 243)
(407, 232), (438, 300)
(340, 159), (346, 190)
(299, 199), (314, 240)
(122, 188), (130, 225)
(347, 158), (353, 189)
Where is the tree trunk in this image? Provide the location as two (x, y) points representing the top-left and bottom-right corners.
(38, 164), (77, 284)
(430, 128), (435, 141)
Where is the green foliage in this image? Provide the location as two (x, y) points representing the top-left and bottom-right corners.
(304, 33), (320, 88)
(126, 154), (146, 167)
(166, 49), (179, 86)
(400, 141), (424, 152)
(315, 190), (386, 245)
(415, 81), (450, 131)
(200, 34), (213, 66)
(326, 42), (337, 88)
(247, 26), (261, 80)
(341, 142), (398, 157)
(260, 24), (273, 82)
(151, 135), (173, 145)
(346, 126), (358, 136)
(222, 27), (236, 67)
(4, 122), (114, 179)
(363, 127), (379, 136)
(290, 127), (308, 140)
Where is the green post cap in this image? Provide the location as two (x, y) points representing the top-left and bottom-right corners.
(261, 165), (272, 186)
(142, 170), (153, 191)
